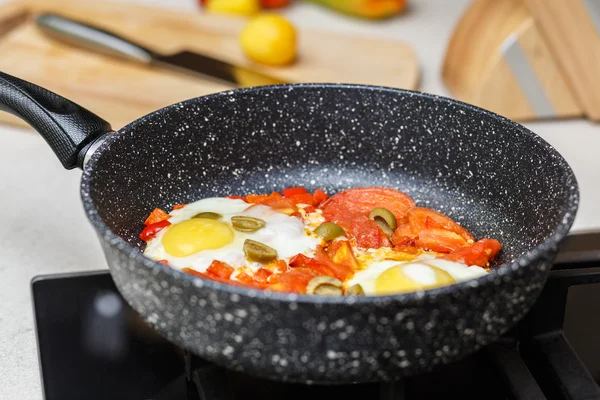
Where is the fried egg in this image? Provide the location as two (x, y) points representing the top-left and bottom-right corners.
(345, 254), (488, 296)
(144, 197), (322, 273)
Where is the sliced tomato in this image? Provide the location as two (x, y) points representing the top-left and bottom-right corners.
(172, 204), (186, 211)
(139, 220), (171, 241)
(442, 239), (502, 267)
(314, 246), (354, 281)
(227, 195), (246, 201)
(345, 217), (391, 249)
(391, 223), (416, 247)
(182, 268), (252, 288)
(406, 207), (474, 243)
(144, 208), (170, 226)
(326, 240), (359, 269)
(320, 187), (415, 221)
(235, 272), (256, 285)
(253, 268), (273, 285)
(206, 260), (235, 279)
(268, 267), (321, 293)
(288, 193), (314, 206)
(289, 253), (336, 277)
(283, 187), (308, 197)
(312, 189), (329, 206)
(245, 192), (283, 204)
(414, 229), (468, 253)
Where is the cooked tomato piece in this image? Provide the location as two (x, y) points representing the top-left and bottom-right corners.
(288, 193), (314, 206)
(235, 272), (256, 285)
(206, 260), (235, 279)
(289, 253), (336, 277)
(253, 268), (273, 284)
(303, 205), (316, 213)
(144, 208), (170, 226)
(312, 189), (329, 206)
(414, 229), (468, 253)
(283, 187), (308, 197)
(172, 204), (186, 211)
(391, 223), (416, 247)
(182, 268), (251, 288)
(245, 192), (283, 204)
(326, 240), (359, 269)
(345, 217), (391, 249)
(268, 267), (321, 293)
(314, 246), (354, 281)
(139, 220), (171, 241)
(442, 239), (502, 267)
(156, 259), (169, 265)
(261, 198), (299, 216)
(320, 187), (415, 221)
(406, 207), (474, 243)
(227, 195), (246, 200)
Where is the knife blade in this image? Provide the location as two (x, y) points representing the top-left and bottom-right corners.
(35, 13), (287, 88)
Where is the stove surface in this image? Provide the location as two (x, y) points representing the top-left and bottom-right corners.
(32, 232), (600, 400)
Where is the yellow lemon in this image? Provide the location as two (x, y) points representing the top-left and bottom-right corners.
(240, 14), (297, 66)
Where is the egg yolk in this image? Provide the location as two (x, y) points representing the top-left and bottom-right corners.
(374, 263), (456, 295)
(162, 218), (234, 257)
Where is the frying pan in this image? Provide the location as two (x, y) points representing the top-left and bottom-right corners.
(0, 71), (578, 384)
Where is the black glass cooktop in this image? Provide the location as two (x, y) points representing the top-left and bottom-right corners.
(32, 232), (600, 400)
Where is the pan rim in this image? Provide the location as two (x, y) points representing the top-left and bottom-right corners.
(80, 83), (579, 305)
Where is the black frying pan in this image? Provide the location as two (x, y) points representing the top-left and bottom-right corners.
(0, 71), (578, 384)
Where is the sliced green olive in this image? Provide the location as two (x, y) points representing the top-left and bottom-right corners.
(193, 212), (222, 220)
(243, 239), (277, 263)
(231, 216), (266, 232)
(306, 276), (343, 296)
(345, 284), (365, 296)
(368, 207), (397, 237)
(314, 222), (345, 241)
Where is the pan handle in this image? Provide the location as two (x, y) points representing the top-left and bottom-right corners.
(0, 71), (112, 170)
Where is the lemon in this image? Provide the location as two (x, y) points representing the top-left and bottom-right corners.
(240, 14), (297, 66)
(206, 0), (260, 16)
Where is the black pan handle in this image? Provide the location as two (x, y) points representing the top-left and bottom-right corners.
(0, 71), (112, 170)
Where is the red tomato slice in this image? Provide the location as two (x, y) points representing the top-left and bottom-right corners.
(172, 204), (186, 211)
(283, 187), (308, 197)
(206, 260), (235, 279)
(345, 217), (391, 249)
(312, 189), (329, 206)
(442, 239), (502, 267)
(314, 246), (354, 281)
(139, 220), (171, 241)
(288, 193), (314, 205)
(320, 187), (415, 221)
(391, 223), (416, 247)
(414, 229), (468, 253)
(268, 267), (321, 293)
(289, 253), (337, 277)
(326, 240), (359, 269)
(253, 268), (273, 285)
(144, 208), (170, 226)
(407, 207), (474, 243)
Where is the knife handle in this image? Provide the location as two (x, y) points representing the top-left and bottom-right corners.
(35, 13), (156, 64)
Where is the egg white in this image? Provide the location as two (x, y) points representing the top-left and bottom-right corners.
(144, 197), (322, 273)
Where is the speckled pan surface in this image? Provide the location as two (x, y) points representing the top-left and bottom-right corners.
(80, 84), (578, 383)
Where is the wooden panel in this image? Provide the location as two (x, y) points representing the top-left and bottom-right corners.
(525, 0), (600, 120)
(0, 0), (419, 129)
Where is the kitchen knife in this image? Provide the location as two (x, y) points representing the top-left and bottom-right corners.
(35, 13), (287, 88)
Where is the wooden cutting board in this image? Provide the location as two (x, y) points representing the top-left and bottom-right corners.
(0, 0), (419, 129)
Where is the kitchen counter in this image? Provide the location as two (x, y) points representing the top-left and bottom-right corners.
(1, 1), (599, 398)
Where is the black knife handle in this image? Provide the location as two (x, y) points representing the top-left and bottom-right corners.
(36, 13), (156, 64)
(0, 71), (112, 169)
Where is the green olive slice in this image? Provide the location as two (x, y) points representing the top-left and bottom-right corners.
(313, 222), (345, 241)
(231, 216), (266, 232)
(306, 276), (343, 296)
(243, 239), (277, 263)
(193, 212), (222, 220)
(345, 284), (365, 296)
(368, 207), (397, 237)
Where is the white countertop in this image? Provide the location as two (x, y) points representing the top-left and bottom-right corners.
(1, 1), (599, 398)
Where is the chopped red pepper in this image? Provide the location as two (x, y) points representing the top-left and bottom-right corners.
(289, 253), (336, 277)
(288, 193), (314, 206)
(139, 220), (171, 241)
(206, 260), (235, 279)
(283, 187), (308, 198)
(144, 208), (170, 226)
(226, 195), (246, 201)
(157, 259), (169, 265)
(172, 204), (186, 211)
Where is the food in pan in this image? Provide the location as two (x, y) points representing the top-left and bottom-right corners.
(140, 187), (501, 296)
